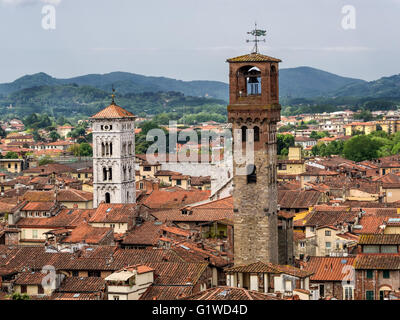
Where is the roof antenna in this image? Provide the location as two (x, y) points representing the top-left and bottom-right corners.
(246, 22), (267, 54)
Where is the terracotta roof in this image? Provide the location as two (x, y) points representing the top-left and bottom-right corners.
(278, 190), (321, 209)
(91, 103), (135, 119)
(60, 223), (113, 244)
(354, 255), (400, 270)
(304, 257), (356, 281)
(151, 208), (233, 223)
(185, 286), (282, 300)
(22, 201), (56, 211)
(23, 163), (75, 175)
(358, 234), (400, 245)
(304, 210), (358, 228)
(224, 261), (313, 278)
(50, 292), (100, 300)
(16, 208), (93, 228)
(14, 272), (46, 285)
(89, 203), (136, 223)
(353, 215), (389, 234)
(226, 53), (281, 63)
(141, 188), (210, 209)
(57, 189), (93, 202)
(58, 277), (105, 293)
(121, 221), (163, 246)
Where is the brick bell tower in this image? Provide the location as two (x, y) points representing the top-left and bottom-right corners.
(227, 27), (281, 266)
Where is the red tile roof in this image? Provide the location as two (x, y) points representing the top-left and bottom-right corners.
(185, 286), (282, 300)
(90, 103), (135, 119)
(226, 53), (281, 63)
(304, 256), (356, 281)
(89, 203), (136, 223)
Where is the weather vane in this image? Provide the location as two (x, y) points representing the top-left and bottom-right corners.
(246, 22), (267, 54)
(111, 85), (116, 104)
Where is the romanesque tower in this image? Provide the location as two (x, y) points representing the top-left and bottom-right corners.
(227, 28), (281, 265)
(90, 91), (136, 208)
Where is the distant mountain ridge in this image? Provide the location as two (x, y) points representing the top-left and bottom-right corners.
(1, 67), (400, 102)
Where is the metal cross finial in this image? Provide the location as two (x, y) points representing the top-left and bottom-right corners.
(246, 22), (267, 54)
(111, 85), (116, 104)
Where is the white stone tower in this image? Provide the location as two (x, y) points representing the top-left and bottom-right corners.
(90, 94), (136, 208)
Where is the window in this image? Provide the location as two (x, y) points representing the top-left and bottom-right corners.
(366, 270), (373, 279)
(300, 241), (305, 248)
(325, 242), (331, 248)
(88, 271), (101, 277)
(381, 245), (398, 254)
(78, 174), (81, 179)
(383, 270), (390, 279)
(319, 284), (324, 297)
(32, 230), (38, 239)
(113, 296), (120, 301)
(325, 230), (331, 236)
(254, 126), (260, 142)
(247, 164), (257, 184)
(21, 285), (27, 294)
(38, 285), (44, 294)
(72, 271), (79, 277)
(176, 179), (181, 186)
(344, 287), (353, 300)
(366, 290), (374, 300)
(241, 126), (247, 142)
(108, 168), (112, 181)
(105, 192), (111, 204)
(363, 245), (380, 253)
(144, 166), (151, 172)
(103, 167), (107, 181)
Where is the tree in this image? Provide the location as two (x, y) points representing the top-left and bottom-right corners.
(38, 155), (54, 166)
(11, 293), (30, 300)
(343, 135), (380, 162)
(49, 130), (61, 142)
(4, 152), (18, 159)
(78, 143), (93, 157)
(0, 126), (6, 138)
(277, 134), (294, 155)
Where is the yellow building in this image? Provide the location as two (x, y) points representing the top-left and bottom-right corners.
(4, 132), (34, 145)
(277, 147), (305, 179)
(0, 159), (24, 173)
(344, 122), (376, 136)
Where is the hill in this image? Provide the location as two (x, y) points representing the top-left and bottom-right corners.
(0, 67), (368, 102)
(0, 72), (228, 101)
(279, 66), (366, 98)
(331, 74), (400, 98)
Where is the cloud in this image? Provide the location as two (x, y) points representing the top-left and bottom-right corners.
(1, 0), (61, 6)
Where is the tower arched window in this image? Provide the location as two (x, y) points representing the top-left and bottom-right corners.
(247, 164), (257, 184)
(108, 168), (112, 181)
(270, 65), (277, 99)
(103, 167), (107, 181)
(241, 126), (247, 142)
(254, 126), (260, 142)
(123, 166), (127, 181)
(122, 143), (126, 156)
(101, 143), (105, 157)
(109, 142), (113, 156)
(105, 192), (111, 204)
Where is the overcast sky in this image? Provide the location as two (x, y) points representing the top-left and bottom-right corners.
(0, 0), (399, 83)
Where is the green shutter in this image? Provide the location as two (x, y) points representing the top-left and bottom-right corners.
(366, 291), (374, 300)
